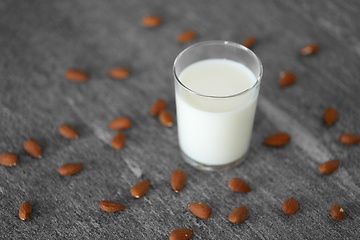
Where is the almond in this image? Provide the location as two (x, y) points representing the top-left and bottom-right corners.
(188, 202), (212, 219)
(59, 124), (79, 139)
(228, 205), (248, 224)
(108, 67), (130, 79)
(264, 132), (290, 147)
(159, 109), (174, 127)
(0, 153), (18, 167)
(318, 160), (339, 174)
(282, 197), (298, 214)
(65, 68), (89, 81)
(301, 43), (320, 55)
(58, 163), (83, 176)
(19, 201), (32, 220)
(169, 228), (193, 240)
(324, 107), (338, 125)
(243, 36), (256, 48)
(171, 169), (186, 193)
(111, 132), (126, 149)
(109, 117), (131, 130)
(99, 200), (126, 212)
(339, 133), (360, 145)
(279, 71), (296, 87)
(177, 30), (196, 42)
(24, 139), (42, 158)
(131, 180), (150, 198)
(330, 204), (345, 220)
(150, 99), (167, 115)
(228, 178), (251, 192)
(142, 15), (162, 27)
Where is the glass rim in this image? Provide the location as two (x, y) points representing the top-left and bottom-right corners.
(173, 40), (263, 99)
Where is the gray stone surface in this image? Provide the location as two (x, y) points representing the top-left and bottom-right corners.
(1, 0), (360, 239)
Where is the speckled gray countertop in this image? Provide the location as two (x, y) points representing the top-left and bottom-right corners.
(1, 0), (360, 239)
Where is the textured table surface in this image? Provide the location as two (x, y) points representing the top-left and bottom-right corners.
(1, 0), (360, 239)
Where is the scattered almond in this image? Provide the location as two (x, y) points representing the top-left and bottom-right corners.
(339, 133), (360, 145)
(109, 117), (132, 130)
(169, 228), (193, 240)
(330, 204), (345, 220)
(0, 153), (18, 167)
(24, 139), (42, 158)
(265, 132), (290, 147)
(301, 43), (320, 55)
(150, 99), (167, 115)
(59, 124), (79, 139)
(279, 71), (296, 87)
(171, 169), (186, 193)
(188, 202), (212, 219)
(318, 160), (339, 174)
(142, 15), (162, 27)
(324, 107), (338, 125)
(19, 201), (32, 220)
(282, 197), (298, 214)
(65, 68), (89, 81)
(228, 178), (251, 192)
(58, 163), (83, 176)
(228, 205), (248, 224)
(111, 132), (126, 149)
(108, 67), (130, 79)
(177, 30), (196, 42)
(243, 36), (256, 48)
(131, 180), (150, 198)
(159, 109), (174, 127)
(99, 200), (126, 212)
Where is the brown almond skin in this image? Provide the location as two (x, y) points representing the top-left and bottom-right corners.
(99, 200), (126, 212)
(243, 36), (256, 48)
(111, 132), (126, 149)
(108, 67), (130, 79)
(177, 30), (196, 42)
(65, 68), (89, 81)
(324, 107), (338, 126)
(131, 180), (150, 198)
(330, 204), (345, 220)
(24, 139), (42, 158)
(301, 43), (320, 55)
(279, 71), (296, 87)
(19, 201), (32, 220)
(142, 15), (162, 27)
(339, 133), (360, 145)
(265, 132), (290, 147)
(228, 205), (248, 224)
(59, 124), (79, 139)
(151, 99), (167, 115)
(169, 228), (193, 240)
(159, 109), (174, 127)
(109, 117), (132, 130)
(58, 163), (83, 176)
(171, 169), (186, 193)
(0, 153), (18, 167)
(188, 202), (212, 219)
(282, 197), (298, 214)
(318, 160), (340, 174)
(228, 178), (251, 192)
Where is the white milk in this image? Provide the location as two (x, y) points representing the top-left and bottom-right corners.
(175, 59), (259, 166)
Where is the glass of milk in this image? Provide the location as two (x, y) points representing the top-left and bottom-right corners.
(173, 41), (263, 170)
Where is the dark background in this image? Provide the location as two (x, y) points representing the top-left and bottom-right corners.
(1, 0), (359, 239)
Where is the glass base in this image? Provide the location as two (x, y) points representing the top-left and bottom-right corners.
(180, 150), (248, 171)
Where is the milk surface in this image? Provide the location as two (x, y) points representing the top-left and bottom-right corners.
(176, 59), (259, 166)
